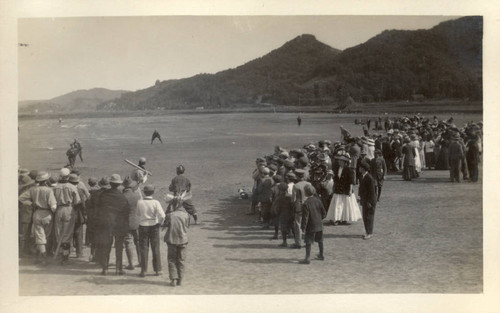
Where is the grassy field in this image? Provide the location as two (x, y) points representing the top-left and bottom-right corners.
(18, 112), (482, 295)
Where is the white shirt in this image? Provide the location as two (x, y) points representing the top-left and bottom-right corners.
(137, 196), (165, 226)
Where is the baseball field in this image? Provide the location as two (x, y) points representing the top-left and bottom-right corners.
(17, 111), (482, 295)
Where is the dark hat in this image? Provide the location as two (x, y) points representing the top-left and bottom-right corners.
(297, 156), (309, 167)
(278, 182), (288, 191)
(35, 171), (49, 182)
(109, 174), (123, 184)
(176, 165), (185, 174)
(28, 170), (38, 180)
(295, 169), (306, 177)
(70, 169), (81, 176)
(304, 184), (316, 197)
(48, 175), (58, 186)
(68, 173), (80, 183)
(122, 176), (137, 188)
(450, 132), (461, 140)
(272, 175), (283, 183)
(256, 157), (266, 163)
(284, 159), (294, 168)
(98, 177), (111, 189)
(410, 134), (418, 141)
(286, 172), (296, 179)
(318, 140), (326, 145)
(359, 161), (370, 171)
(335, 151), (351, 162)
(143, 184), (155, 193)
(88, 177), (98, 186)
(268, 164), (278, 172)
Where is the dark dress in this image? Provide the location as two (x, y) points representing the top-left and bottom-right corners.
(435, 139), (450, 170)
(402, 144), (416, 181)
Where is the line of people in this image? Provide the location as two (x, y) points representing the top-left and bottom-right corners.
(18, 159), (198, 287)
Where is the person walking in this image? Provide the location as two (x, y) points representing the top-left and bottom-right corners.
(163, 196), (190, 287)
(94, 174), (130, 275)
(19, 171), (58, 265)
(299, 185), (326, 264)
(122, 176), (142, 270)
(137, 184), (165, 277)
(359, 162), (378, 240)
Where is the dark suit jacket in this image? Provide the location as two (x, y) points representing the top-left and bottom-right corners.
(370, 156), (387, 184)
(301, 196), (326, 233)
(94, 188), (130, 238)
(358, 173), (377, 210)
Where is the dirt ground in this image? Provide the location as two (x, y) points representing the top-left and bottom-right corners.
(17, 112), (482, 295)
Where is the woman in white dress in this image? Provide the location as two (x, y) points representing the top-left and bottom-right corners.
(324, 151), (362, 225)
(410, 133), (422, 176)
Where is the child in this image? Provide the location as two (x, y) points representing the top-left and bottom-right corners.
(137, 184), (165, 277)
(163, 201), (190, 286)
(300, 185), (326, 264)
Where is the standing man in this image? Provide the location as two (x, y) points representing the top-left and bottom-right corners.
(53, 168), (81, 264)
(299, 185), (326, 264)
(73, 139), (83, 162)
(168, 165), (198, 223)
(19, 171), (58, 265)
(448, 132), (464, 183)
(94, 174), (130, 275)
(68, 174), (88, 258)
(257, 167), (273, 229)
(86, 177), (110, 263)
(18, 174), (37, 257)
(297, 115), (302, 127)
(131, 157), (148, 190)
(359, 162), (377, 240)
(122, 176), (142, 270)
(370, 150), (387, 202)
(291, 169), (312, 249)
(137, 184), (165, 277)
(151, 130), (163, 144)
(163, 196), (190, 287)
(466, 135), (480, 182)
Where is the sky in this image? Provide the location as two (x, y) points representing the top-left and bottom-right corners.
(18, 15), (459, 101)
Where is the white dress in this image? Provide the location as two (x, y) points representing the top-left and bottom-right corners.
(324, 167), (362, 222)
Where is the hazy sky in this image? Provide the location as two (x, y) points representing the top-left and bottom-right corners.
(18, 15), (458, 100)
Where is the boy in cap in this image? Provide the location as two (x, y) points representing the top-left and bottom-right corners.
(300, 184), (326, 264)
(163, 190), (190, 287)
(137, 184), (165, 277)
(19, 171), (58, 265)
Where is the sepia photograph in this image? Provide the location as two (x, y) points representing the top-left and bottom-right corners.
(2, 1), (500, 312)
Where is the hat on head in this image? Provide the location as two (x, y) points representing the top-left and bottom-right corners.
(286, 172), (296, 179)
(359, 161), (370, 171)
(297, 156), (309, 167)
(29, 170), (38, 180)
(268, 164), (278, 172)
(279, 151), (289, 158)
(98, 177), (111, 188)
(410, 134), (418, 141)
(70, 169), (81, 176)
(48, 175), (58, 186)
(143, 184), (155, 193)
(68, 173), (80, 183)
(272, 175), (283, 183)
(450, 132), (461, 140)
(19, 168), (29, 176)
(122, 176), (137, 188)
(304, 184), (316, 197)
(139, 157), (146, 165)
(295, 169), (306, 177)
(256, 157), (266, 163)
(88, 177), (98, 186)
(19, 175), (34, 188)
(278, 182), (288, 191)
(284, 159), (294, 168)
(387, 129), (394, 134)
(176, 164), (185, 174)
(260, 167), (270, 175)
(60, 168), (70, 177)
(109, 174), (123, 184)
(35, 171), (50, 182)
(317, 153), (327, 161)
(324, 140), (332, 146)
(334, 151), (351, 162)
(318, 140), (326, 145)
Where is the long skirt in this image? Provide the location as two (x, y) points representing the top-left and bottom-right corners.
(425, 152), (435, 168)
(403, 165), (416, 181)
(324, 193), (362, 222)
(414, 149), (422, 173)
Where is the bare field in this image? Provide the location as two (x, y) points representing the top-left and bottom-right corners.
(18, 112), (482, 295)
